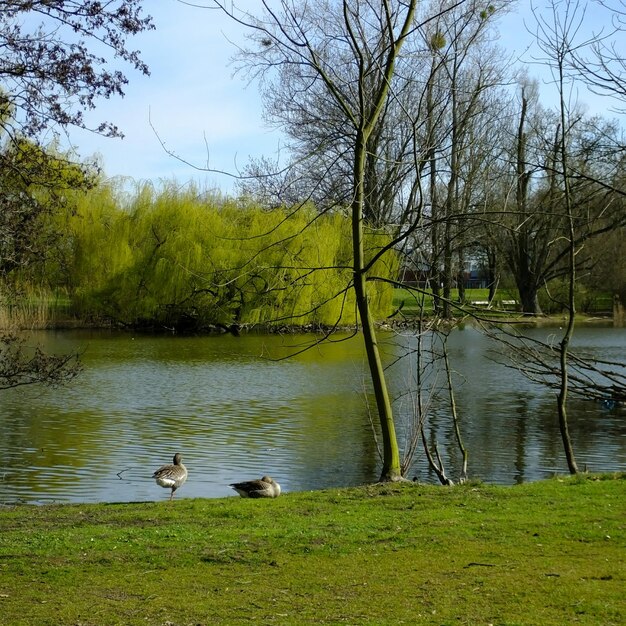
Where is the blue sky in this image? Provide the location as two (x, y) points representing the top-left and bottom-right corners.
(63, 1), (273, 191)
(61, 1), (621, 193)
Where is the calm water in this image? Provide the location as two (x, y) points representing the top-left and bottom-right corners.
(0, 325), (624, 504)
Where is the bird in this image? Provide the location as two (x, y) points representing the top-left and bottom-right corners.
(229, 475), (281, 498)
(152, 452), (188, 501)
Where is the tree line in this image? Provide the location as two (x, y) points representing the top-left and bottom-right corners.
(233, 0), (626, 316)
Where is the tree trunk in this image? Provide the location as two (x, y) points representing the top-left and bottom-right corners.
(557, 334), (579, 474)
(427, 57), (442, 317)
(555, 33), (579, 475)
(347, 0), (418, 480)
(514, 88), (543, 316)
(486, 247), (498, 303)
(442, 225), (452, 318)
(457, 249), (466, 304)
(517, 279), (543, 315)
(353, 130), (402, 482)
(442, 63), (458, 320)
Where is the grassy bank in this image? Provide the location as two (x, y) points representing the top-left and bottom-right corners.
(393, 287), (507, 316)
(0, 475), (624, 625)
(392, 287), (615, 318)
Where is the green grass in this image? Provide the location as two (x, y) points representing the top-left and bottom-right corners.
(392, 287), (616, 318)
(0, 475), (624, 625)
(392, 287), (517, 317)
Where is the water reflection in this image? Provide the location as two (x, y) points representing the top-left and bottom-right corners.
(0, 326), (624, 504)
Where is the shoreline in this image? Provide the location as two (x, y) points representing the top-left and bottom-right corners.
(1, 310), (618, 335)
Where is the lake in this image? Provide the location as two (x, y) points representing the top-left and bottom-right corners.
(0, 324), (624, 504)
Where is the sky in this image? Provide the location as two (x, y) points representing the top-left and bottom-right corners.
(62, 1), (273, 192)
(57, 0), (622, 194)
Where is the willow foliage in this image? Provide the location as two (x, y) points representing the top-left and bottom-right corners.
(49, 182), (399, 329)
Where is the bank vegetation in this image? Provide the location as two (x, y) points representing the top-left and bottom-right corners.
(1, 181), (398, 332)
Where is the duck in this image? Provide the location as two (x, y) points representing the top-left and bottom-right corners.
(152, 452), (188, 500)
(229, 475), (281, 498)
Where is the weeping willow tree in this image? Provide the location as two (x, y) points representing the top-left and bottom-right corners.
(53, 182), (398, 329)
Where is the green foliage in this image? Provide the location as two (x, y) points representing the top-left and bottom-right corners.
(0, 138), (96, 280)
(480, 4), (496, 20)
(539, 280), (614, 315)
(0, 476), (623, 625)
(2, 138), (95, 191)
(46, 182), (398, 329)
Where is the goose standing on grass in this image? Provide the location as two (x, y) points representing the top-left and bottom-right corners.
(229, 475), (281, 498)
(153, 453), (188, 501)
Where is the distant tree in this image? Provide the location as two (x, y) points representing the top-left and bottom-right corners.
(482, 80), (626, 316)
(422, 0), (506, 317)
(59, 184), (397, 331)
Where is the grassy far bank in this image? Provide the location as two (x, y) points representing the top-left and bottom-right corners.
(392, 288), (616, 318)
(393, 287), (504, 316)
(0, 476), (624, 625)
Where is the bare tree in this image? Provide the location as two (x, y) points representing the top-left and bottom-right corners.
(571, 0), (626, 114)
(485, 324), (626, 404)
(212, 0), (443, 480)
(410, 327), (468, 485)
(541, 0), (581, 474)
(421, 0), (507, 317)
(481, 78), (626, 316)
(0, 1), (153, 140)
(0, 335), (81, 390)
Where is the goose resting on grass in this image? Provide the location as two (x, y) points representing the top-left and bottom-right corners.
(153, 453), (188, 501)
(229, 475), (281, 498)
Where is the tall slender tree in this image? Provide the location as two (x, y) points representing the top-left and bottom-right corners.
(214, 0), (432, 480)
(534, 0), (584, 473)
